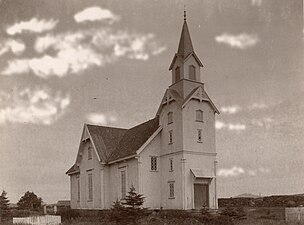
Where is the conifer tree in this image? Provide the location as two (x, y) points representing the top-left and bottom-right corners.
(122, 185), (145, 209)
(0, 190), (10, 210)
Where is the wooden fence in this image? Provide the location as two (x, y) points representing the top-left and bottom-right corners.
(13, 215), (61, 225)
(285, 207), (304, 223)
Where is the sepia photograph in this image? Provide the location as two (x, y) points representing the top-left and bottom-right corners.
(0, 0), (303, 224)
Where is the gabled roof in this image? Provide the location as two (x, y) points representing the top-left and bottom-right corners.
(86, 124), (127, 160)
(67, 117), (160, 174)
(109, 117), (160, 162)
(156, 86), (220, 116)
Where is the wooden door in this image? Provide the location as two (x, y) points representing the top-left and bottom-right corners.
(194, 184), (209, 209)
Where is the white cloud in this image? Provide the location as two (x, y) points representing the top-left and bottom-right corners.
(258, 167), (270, 174)
(0, 39), (25, 56)
(3, 28), (165, 78)
(6, 18), (58, 35)
(221, 105), (242, 114)
(215, 121), (226, 130)
(215, 120), (246, 131)
(74, 7), (120, 24)
(0, 87), (70, 125)
(86, 112), (117, 125)
(251, 117), (274, 128)
(218, 166), (245, 177)
(248, 170), (257, 176)
(248, 102), (268, 110)
(215, 33), (259, 49)
(251, 0), (263, 7)
(228, 123), (246, 131)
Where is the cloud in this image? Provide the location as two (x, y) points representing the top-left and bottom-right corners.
(0, 87), (70, 125)
(86, 113), (117, 125)
(221, 105), (242, 114)
(74, 7), (120, 24)
(6, 18), (58, 35)
(215, 33), (259, 49)
(215, 120), (246, 131)
(218, 166), (245, 177)
(3, 28), (165, 78)
(251, 117), (274, 128)
(251, 0), (263, 7)
(248, 102), (268, 110)
(0, 39), (25, 56)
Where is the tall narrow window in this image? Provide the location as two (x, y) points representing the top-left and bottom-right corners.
(169, 130), (173, 144)
(175, 67), (180, 82)
(196, 110), (204, 122)
(168, 112), (173, 124)
(121, 170), (126, 198)
(169, 182), (175, 198)
(77, 175), (80, 202)
(151, 156), (157, 171)
(189, 65), (196, 80)
(88, 147), (92, 160)
(88, 173), (93, 201)
(197, 129), (202, 143)
(169, 159), (173, 172)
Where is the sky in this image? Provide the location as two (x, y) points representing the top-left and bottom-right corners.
(0, 0), (303, 204)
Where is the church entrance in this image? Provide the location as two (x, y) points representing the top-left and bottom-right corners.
(194, 184), (209, 209)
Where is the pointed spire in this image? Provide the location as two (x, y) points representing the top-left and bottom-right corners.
(177, 14), (194, 58)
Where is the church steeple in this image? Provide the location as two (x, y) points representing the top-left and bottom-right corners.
(177, 12), (194, 59)
(168, 12), (204, 98)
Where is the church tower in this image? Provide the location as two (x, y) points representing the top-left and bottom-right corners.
(157, 12), (219, 210)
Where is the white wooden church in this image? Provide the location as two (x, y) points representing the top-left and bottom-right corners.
(66, 14), (219, 210)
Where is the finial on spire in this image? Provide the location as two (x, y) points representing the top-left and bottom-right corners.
(184, 5), (186, 21)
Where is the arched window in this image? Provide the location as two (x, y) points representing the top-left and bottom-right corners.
(175, 66), (180, 82)
(189, 65), (196, 80)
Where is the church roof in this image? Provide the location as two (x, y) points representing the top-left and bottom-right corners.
(86, 124), (127, 160)
(169, 20), (203, 70)
(177, 21), (194, 58)
(109, 117), (159, 162)
(67, 117), (159, 174)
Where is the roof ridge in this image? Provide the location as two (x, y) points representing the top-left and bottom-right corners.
(86, 123), (127, 130)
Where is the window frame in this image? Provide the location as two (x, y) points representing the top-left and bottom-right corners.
(121, 170), (127, 199)
(151, 156), (158, 171)
(189, 65), (196, 80)
(197, 129), (202, 143)
(88, 146), (92, 160)
(167, 112), (173, 124)
(169, 158), (174, 172)
(88, 173), (93, 202)
(168, 181), (175, 199)
(175, 66), (181, 82)
(168, 130), (173, 144)
(195, 110), (204, 122)
(76, 175), (80, 202)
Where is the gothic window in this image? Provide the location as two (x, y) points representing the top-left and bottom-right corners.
(169, 182), (175, 198)
(189, 65), (196, 80)
(175, 66), (180, 82)
(197, 129), (202, 143)
(168, 112), (173, 124)
(151, 156), (157, 171)
(196, 110), (204, 122)
(121, 170), (126, 198)
(88, 146), (92, 160)
(169, 130), (173, 144)
(88, 173), (93, 201)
